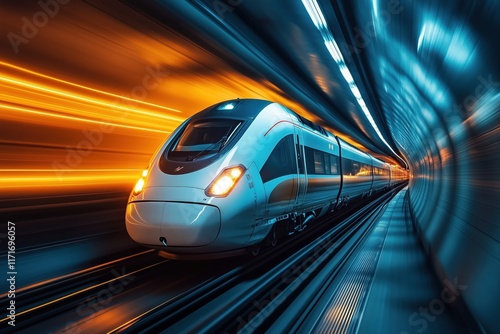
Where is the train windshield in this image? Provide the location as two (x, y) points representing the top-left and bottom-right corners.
(169, 119), (242, 160)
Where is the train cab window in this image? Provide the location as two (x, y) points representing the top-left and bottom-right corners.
(168, 119), (241, 160)
(260, 135), (297, 183)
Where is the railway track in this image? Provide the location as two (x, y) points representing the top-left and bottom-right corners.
(0, 248), (166, 331)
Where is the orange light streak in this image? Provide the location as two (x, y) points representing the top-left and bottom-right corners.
(0, 103), (170, 134)
(0, 60), (183, 113)
(0, 75), (185, 122)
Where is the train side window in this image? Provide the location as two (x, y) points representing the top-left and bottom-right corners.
(324, 154), (330, 175)
(314, 150), (325, 174)
(304, 147), (339, 175)
(352, 162), (360, 175)
(342, 158), (353, 176)
(296, 135), (305, 174)
(374, 167), (387, 176)
(260, 135), (297, 183)
(359, 163), (371, 176)
(330, 155), (339, 174)
(379, 167), (389, 176)
(305, 147), (313, 174)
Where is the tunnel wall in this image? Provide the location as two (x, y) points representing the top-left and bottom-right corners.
(407, 92), (500, 333)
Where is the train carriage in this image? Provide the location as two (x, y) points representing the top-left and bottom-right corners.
(371, 158), (391, 192)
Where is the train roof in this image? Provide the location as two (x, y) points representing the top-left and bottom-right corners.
(195, 99), (334, 138)
(194, 99), (272, 120)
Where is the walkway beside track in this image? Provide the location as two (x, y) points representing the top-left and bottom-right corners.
(356, 187), (466, 333)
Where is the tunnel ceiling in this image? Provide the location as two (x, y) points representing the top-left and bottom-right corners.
(121, 0), (500, 168)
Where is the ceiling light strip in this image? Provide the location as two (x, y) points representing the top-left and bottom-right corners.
(301, 0), (407, 167)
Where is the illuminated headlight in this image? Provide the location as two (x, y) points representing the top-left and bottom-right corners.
(205, 165), (246, 197)
(133, 169), (148, 195)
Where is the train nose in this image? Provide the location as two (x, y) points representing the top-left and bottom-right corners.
(126, 202), (221, 247)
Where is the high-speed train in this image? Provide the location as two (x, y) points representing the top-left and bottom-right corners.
(126, 99), (408, 259)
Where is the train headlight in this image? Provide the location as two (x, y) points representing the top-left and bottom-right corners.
(133, 169), (148, 195)
(205, 165), (246, 197)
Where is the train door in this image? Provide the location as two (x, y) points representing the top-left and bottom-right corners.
(293, 126), (307, 210)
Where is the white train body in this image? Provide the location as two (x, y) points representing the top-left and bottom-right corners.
(125, 99), (407, 259)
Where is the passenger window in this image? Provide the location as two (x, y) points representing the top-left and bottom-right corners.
(352, 162), (360, 175)
(342, 158), (353, 176)
(330, 155), (339, 174)
(304, 147), (339, 175)
(324, 154), (330, 175)
(314, 151), (325, 174)
(359, 163), (371, 176)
